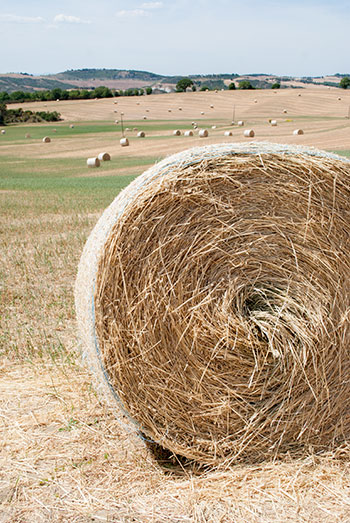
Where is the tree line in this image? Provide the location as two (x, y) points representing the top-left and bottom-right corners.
(0, 86), (153, 104)
(0, 103), (61, 125)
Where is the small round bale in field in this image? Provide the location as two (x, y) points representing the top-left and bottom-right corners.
(270, 120), (277, 126)
(76, 142), (350, 466)
(143, 116), (147, 120)
(224, 130), (233, 136)
(1, 129), (6, 134)
(199, 129), (209, 137)
(98, 152), (111, 161)
(42, 136), (51, 143)
(173, 130), (181, 136)
(201, 111), (205, 115)
(238, 121), (244, 126)
(25, 133), (31, 139)
(87, 157), (100, 168)
(137, 131), (146, 138)
(244, 129), (255, 137)
(283, 109), (288, 114)
(293, 129), (304, 135)
(212, 125), (217, 129)
(70, 124), (75, 129)
(120, 137), (129, 147)
(184, 130), (193, 136)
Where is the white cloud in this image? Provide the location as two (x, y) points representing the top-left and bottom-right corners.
(116, 9), (148, 17)
(140, 2), (163, 8)
(53, 14), (91, 24)
(0, 14), (45, 23)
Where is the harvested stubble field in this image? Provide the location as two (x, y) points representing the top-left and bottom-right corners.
(1, 88), (350, 522)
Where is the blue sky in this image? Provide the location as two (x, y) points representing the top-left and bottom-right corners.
(1, 0), (349, 76)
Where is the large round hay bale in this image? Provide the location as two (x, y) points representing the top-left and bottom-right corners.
(184, 130), (193, 137)
(199, 129), (209, 137)
(244, 129), (255, 137)
(137, 131), (146, 138)
(75, 142), (350, 466)
(98, 152), (111, 161)
(120, 137), (129, 147)
(42, 136), (51, 143)
(87, 157), (100, 168)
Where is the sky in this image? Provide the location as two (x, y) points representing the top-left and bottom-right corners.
(0, 0), (349, 77)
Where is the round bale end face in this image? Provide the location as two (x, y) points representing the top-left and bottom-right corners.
(75, 143), (350, 467)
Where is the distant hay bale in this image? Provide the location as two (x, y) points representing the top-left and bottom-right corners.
(193, 125), (198, 129)
(42, 136), (51, 143)
(184, 130), (194, 136)
(283, 109), (288, 114)
(201, 111), (205, 115)
(120, 137), (129, 147)
(211, 125), (217, 129)
(224, 131), (233, 136)
(168, 109), (172, 112)
(254, 99), (258, 103)
(75, 142), (350, 466)
(115, 120), (119, 124)
(143, 116), (147, 120)
(87, 157), (100, 168)
(1, 130), (5, 134)
(238, 121), (244, 126)
(199, 129), (209, 137)
(270, 120), (277, 126)
(133, 128), (138, 131)
(98, 152), (111, 161)
(298, 93), (302, 97)
(173, 130), (181, 136)
(70, 124), (74, 129)
(338, 97), (342, 101)
(210, 104), (214, 108)
(137, 131), (146, 138)
(244, 129), (255, 137)
(53, 129), (57, 133)
(25, 133), (31, 139)
(178, 107), (182, 111)
(293, 129), (304, 135)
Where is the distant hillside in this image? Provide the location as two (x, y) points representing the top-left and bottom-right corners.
(0, 69), (346, 93)
(0, 74), (77, 92)
(55, 68), (163, 82)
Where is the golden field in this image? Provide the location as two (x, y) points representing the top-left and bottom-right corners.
(1, 87), (350, 522)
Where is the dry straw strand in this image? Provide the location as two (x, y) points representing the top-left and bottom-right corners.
(76, 142), (350, 467)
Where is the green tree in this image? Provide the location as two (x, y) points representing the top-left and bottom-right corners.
(228, 82), (236, 90)
(0, 103), (7, 125)
(238, 80), (255, 90)
(340, 77), (350, 89)
(175, 77), (193, 92)
(145, 87), (152, 95)
(271, 82), (281, 89)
